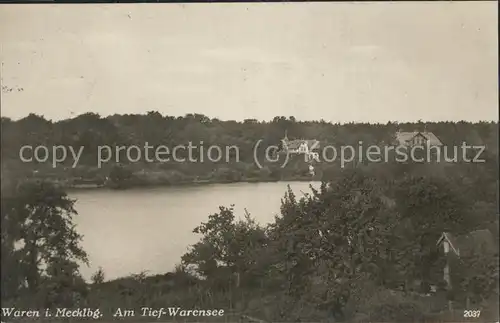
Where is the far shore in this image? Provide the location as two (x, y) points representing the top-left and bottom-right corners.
(65, 176), (320, 191)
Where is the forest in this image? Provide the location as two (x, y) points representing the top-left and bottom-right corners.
(1, 113), (498, 188)
(1, 113), (498, 322)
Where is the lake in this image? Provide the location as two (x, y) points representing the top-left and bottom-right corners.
(71, 181), (320, 280)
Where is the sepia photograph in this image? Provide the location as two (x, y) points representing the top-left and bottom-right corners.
(0, 1), (498, 322)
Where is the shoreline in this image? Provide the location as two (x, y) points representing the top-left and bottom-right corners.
(65, 176), (321, 191)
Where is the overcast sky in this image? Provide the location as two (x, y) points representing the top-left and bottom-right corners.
(0, 2), (497, 123)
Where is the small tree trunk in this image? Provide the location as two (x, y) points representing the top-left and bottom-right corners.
(26, 242), (39, 292)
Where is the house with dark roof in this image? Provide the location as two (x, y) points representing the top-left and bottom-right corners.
(437, 229), (498, 258)
(395, 130), (443, 147)
(436, 229), (498, 294)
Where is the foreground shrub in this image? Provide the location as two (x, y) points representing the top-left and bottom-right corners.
(350, 288), (429, 322)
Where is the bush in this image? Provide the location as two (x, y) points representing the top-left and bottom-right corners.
(369, 301), (426, 321)
(351, 288), (429, 322)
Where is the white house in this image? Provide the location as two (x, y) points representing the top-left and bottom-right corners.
(281, 131), (319, 154)
(281, 131), (320, 162)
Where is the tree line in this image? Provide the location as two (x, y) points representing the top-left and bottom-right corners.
(1, 113), (498, 188)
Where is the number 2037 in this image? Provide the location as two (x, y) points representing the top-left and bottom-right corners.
(463, 310), (481, 318)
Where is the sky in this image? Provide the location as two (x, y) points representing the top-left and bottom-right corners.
(0, 2), (498, 123)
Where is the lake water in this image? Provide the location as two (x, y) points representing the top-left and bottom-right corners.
(71, 181), (320, 280)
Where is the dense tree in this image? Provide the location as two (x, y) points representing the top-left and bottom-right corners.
(177, 160), (497, 321)
(1, 180), (88, 307)
(181, 206), (268, 291)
